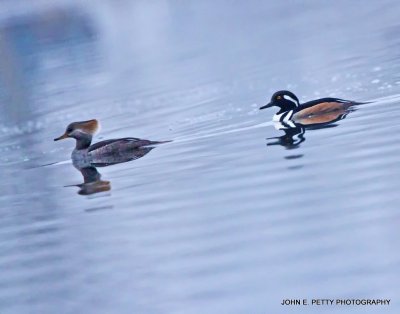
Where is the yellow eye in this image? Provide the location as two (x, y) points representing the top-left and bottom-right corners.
(277, 96), (282, 100)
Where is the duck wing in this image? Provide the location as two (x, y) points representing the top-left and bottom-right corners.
(293, 98), (356, 119)
(88, 138), (166, 152)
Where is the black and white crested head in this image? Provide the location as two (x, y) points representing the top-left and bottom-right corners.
(271, 90), (299, 107)
(260, 90), (300, 112)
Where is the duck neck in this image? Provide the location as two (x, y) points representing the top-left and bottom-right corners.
(75, 134), (92, 150)
(277, 102), (296, 114)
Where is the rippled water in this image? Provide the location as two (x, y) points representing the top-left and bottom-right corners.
(1, 1), (400, 313)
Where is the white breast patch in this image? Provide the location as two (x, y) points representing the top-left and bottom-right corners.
(273, 110), (294, 122)
(283, 110), (293, 122)
(273, 112), (286, 122)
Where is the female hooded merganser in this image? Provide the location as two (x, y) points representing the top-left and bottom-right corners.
(54, 119), (169, 166)
(260, 90), (360, 123)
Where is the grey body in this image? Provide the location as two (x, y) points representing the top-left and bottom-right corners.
(54, 119), (169, 167)
(71, 138), (161, 168)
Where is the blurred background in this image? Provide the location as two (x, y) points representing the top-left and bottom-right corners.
(0, 1), (400, 313)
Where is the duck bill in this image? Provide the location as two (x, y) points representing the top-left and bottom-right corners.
(259, 102), (273, 110)
(54, 133), (69, 141)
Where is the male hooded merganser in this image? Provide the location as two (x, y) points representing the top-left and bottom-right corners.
(260, 90), (361, 123)
(54, 119), (169, 166)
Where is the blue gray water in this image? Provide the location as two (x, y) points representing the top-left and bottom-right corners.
(1, 1), (400, 313)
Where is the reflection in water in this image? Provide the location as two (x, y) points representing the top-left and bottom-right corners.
(67, 166), (110, 195)
(69, 146), (155, 195)
(267, 109), (352, 150)
(267, 123), (305, 149)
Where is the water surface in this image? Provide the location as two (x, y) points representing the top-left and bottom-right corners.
(1, 1), (400, 313)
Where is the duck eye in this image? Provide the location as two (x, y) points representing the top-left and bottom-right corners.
(66, 127), (73, 133)
(277, 96), (282, 100)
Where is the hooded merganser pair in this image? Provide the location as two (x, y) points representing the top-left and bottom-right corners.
(55, 91), (362, 163)
(54, 119), (169, 166)
(260, 90), (361, 124)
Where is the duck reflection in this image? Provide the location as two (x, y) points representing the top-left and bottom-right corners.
(266, 109), (351, 150)
(67, 166), (110, 195)
(67, 146), (156, 195)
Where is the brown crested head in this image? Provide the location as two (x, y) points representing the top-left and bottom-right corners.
(54, 119), (99, 141)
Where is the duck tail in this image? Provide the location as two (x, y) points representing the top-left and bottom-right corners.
(149, 140), (172, 145)
(351, 100), (373, 106)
